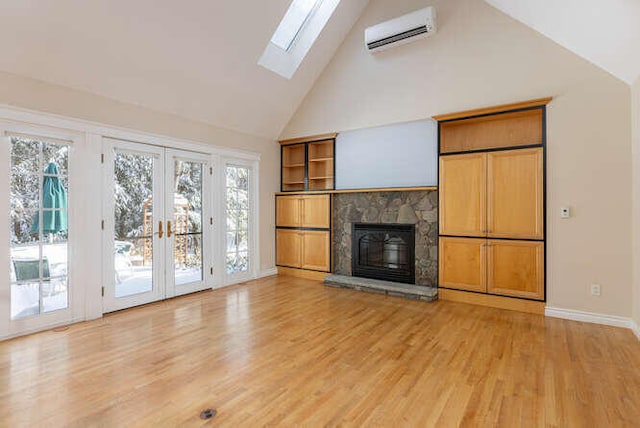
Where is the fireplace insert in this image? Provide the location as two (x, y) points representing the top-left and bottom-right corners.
(352, 223), (415, 284)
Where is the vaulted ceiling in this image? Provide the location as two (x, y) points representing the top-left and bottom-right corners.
(0, 0), (369, 138)
(485, 0), (640, 85)
(1, 1), (639, 141)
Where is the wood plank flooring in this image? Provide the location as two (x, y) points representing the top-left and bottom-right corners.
(1, 275), (639, 426)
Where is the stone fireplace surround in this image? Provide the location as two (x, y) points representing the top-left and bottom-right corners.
(333, 190), (438, 287)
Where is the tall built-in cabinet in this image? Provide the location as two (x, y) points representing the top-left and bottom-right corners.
(277, 133), (336, 275)
(435, 98), (550, 303)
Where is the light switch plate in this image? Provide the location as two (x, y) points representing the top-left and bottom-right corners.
(560, 207), (570, 219)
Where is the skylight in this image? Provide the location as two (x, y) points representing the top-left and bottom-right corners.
(259, 0), (341, 79)
(271, 0), (322, 51)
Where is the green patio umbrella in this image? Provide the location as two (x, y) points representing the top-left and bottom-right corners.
(31, 162), (67, 235)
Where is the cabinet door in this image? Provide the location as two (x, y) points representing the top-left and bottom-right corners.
(301, 231), (330, 272)
(487, 240), (544, 300)
(438, 237), (486, 292)
(301, 195), (330, 229)
(276, 229), (302, 268)
(276, 196), (301, 227)
(439, 153), (487, 237)
(487, 148), (543, 239)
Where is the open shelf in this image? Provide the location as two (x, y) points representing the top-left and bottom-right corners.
(282, 144), (305, 166)
(280, 136), (335, 192)
(309, 178), (334, 191)
(282, 183), (305, 191)
(308, 140), (334, 161)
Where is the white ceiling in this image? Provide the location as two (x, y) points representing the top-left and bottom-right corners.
(3, 0), (638, 141)
(0, 0), (369, 138)
(485, 0), (640, 84)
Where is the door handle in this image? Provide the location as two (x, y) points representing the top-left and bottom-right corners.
(157, 221), (163, 238)
(167, 220), (173, 238)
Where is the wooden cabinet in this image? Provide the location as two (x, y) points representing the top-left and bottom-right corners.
(487, 148), (543, 239)
(487, 240), (544, 300)
(276, 229), (302, 268)
(276, 196), (301, 227)
(439, 153), (486, 236)
(276, 193), (331, 273)
(436, 98), (549, 306)
(301, 195), (330, 228)
(301, 231), (331, 271)
(440, 237), (544, 300)
(276, 229), (330, 272)
(280, 134), (336, 192)
(439, 148), (543, 239)
(276, 194), (330, 229)
(439, 237), (486, 292)
(438, 108), (544, 153)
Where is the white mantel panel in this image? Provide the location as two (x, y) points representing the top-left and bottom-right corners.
(335, 119), (437, 189)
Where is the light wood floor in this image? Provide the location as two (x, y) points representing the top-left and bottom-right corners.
(1, 275), (639, 427)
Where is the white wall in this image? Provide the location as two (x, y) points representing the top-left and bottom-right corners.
(283, 0), (633, 317)
(0, 70), (279, 275)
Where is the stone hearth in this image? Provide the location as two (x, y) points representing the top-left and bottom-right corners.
(333, 190), (438, 287)
(324, 274), (437, 301)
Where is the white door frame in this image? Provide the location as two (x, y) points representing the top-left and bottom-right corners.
(0, 121), (84, 338)
(165, 148), (212, 298)
(220, 157), (260, 286)
(102, 138), (165, 312)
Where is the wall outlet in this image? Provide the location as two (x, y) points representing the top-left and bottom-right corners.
(591, 283), (601, 296)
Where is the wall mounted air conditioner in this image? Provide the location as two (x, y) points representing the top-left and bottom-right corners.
(365, 7), (437, 53)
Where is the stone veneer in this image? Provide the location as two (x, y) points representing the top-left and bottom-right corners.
(333, 190), (438, 287)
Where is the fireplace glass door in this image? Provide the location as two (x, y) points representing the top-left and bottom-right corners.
(352, 223), (415, 284)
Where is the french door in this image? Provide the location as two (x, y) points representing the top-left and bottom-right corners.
(102, 139), (210, 312)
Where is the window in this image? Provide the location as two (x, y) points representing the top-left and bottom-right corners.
(225, 165), (250, 275)
(259, 0), (342, 79)
(10, 135), (69, 319)
(271, 0), (321, 51)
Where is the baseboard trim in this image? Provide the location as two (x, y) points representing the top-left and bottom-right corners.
(545, 306), (634, 329)
(258, 267), (278, 278)
(632, 320), (640, 341)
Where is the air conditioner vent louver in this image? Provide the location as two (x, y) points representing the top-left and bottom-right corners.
(365, 7), (436, 53)
(367, 26), (429, 50)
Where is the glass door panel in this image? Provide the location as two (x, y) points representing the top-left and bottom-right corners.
(103, 139), (164, 312)
(166, 150), (209, 297)
(113, 151), (155, 298)
(225, 165), (250, 278)
(9, 136), (69, 319)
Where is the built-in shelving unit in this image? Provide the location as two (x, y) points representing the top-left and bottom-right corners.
(434, 97), (551, 310)
(280, 133), (337, 192)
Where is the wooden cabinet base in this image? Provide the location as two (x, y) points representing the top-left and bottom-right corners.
(439, 237), (486, 292)
(438, 288), (545, 315)
(277, 267), (329, 280)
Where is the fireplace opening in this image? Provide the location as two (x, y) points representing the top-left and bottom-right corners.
(352, 223), (415, 284)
